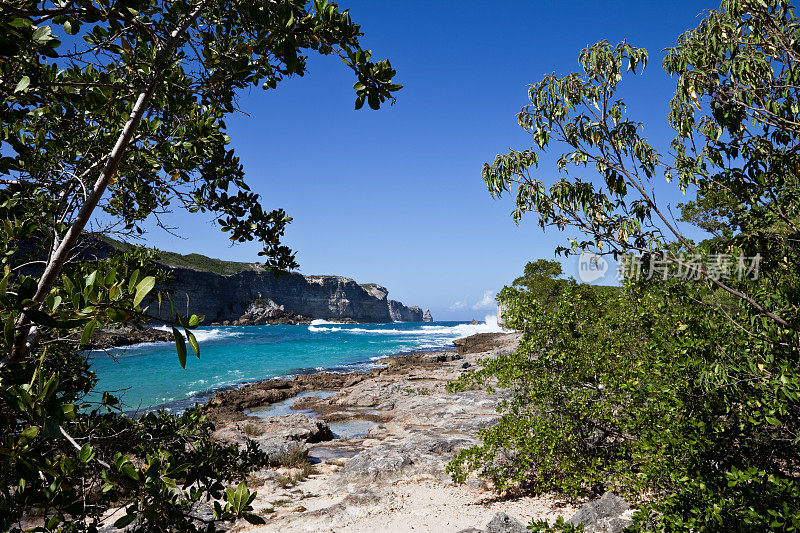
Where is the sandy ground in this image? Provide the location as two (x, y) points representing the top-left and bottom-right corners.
(241, 469), (577, 532)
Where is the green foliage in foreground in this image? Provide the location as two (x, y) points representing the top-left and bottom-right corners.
(450, 0), (800, 530)
(0, 0), (400, 529)
(0, 231), (270, 531)
(450, 262), (800, 530)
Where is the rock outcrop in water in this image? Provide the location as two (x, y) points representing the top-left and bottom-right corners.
(388, 300), (423, 322)
(422, 308), (434, 322)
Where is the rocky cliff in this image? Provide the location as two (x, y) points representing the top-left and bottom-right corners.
(388, 300), (423, 322)
(149, 265), (425, 325)
(65, 235), (423, 324)
(23, 235), (429, 325)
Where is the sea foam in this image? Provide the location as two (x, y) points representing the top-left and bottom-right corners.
(307, 315), (505, 339)
(152, 325), (243, 343)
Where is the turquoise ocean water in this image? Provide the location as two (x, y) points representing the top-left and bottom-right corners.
(88, 318), (502, 413)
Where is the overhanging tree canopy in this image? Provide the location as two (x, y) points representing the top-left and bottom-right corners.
(0, 0), (401, 364)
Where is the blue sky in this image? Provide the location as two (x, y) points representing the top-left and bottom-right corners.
(139, 0), (714, 320)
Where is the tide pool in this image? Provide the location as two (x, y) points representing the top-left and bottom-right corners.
(88, 318), (502, 413)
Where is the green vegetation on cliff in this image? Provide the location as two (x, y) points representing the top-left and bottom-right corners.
(92, 234), (258, 276)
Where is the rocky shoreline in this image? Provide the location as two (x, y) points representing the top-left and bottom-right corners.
(120, 331), (633, 533)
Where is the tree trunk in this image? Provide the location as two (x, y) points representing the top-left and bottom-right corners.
(1, 3), (206, 366)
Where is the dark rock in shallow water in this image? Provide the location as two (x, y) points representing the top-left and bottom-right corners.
(485, 512), (528, 533)
(89, 327), (172, 348)
(203, 372), (365, 424)
(567, 492), (632, 533)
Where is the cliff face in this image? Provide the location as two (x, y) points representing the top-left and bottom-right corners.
(152, 267), (424, 324)
(388, 300), (423, 322)
(72, 236), (426, 324)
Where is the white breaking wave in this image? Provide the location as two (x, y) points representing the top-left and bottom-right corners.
(307, 315), (506, 340)
(309, 319), (350, 326)
(308, 325), (343, 332)
(418, 314), (506, 338)
(152, 325), (243, 343)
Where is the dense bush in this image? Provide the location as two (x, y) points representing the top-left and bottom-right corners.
(452, 0), (800, 529)
(450, 263), (800, 530)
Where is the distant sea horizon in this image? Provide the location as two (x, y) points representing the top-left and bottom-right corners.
(88, 317), (504, 414)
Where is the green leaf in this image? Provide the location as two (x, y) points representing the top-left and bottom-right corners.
(114, 513), (136, 528)
(80, 319), (98, 346)
(367, 91), (380, 110)
(31, 25), (52, 44)
(133, 276), (155, 307)
(354, 94), (366, 110)
(186, 329), (199, 358)
(128, 269), (140, 293)
(18, 426), (39, 447)
(9, 17), (30, 28)
(14, 76), (30, 93)
(79, 443), (94, 464)
(62, 403), (76, 419)
(4, 314), (15, 346)
(173, 327), (187, 368)
(243, 513), (266, 525)
(188, 314), (200, 327)
(233, 481), (248, 511)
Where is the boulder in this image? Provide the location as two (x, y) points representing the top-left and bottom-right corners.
(419, 351), (462, 363)
(453, 333), (519, 355)
(485, 512), (527, 533)
(330, 433), (474, 486)
(257, 438), (309, 466)
(567, 492), (632, 533)
(214, 414), (333, 446)
(422, 308), (434, 322)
